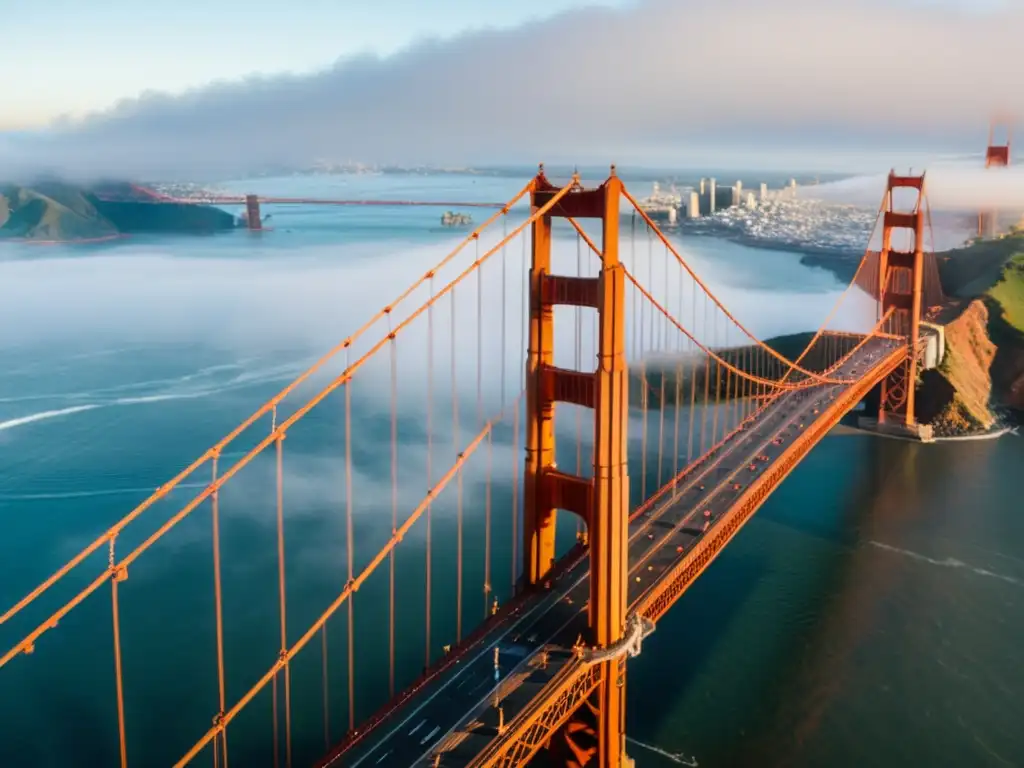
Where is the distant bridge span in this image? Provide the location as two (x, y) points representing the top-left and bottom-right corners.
(106, 184), (508, 229)
(192, 196), (506, 209)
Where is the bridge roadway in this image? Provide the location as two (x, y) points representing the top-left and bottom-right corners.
(322, 336), (905, 767)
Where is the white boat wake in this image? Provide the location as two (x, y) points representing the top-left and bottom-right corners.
(626, 736), (698, 766)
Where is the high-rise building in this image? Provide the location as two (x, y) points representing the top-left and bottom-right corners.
(687, 191), (700, 218)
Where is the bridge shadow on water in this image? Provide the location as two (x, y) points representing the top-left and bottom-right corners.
(616, 431), (907, 766)
(624, 548), (770, 756)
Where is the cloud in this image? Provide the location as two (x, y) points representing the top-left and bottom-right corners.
(809, 162), (1024, 212)
(2, 0), (1021, 181)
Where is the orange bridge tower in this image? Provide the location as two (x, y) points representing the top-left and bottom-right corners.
(877, 171), (928, 431)
(523, 166), (631, 766)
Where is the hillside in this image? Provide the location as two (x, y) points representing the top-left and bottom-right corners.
(0, 184), (119, 241)
(936, 234), (1024, 417)
(908, 232), (1024, 432)
(0, 180), (236, 241)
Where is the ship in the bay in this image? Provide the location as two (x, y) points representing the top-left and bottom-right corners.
(441, 210), (473, 228)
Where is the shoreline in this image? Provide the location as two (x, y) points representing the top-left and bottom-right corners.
(676, 228), (861, 266)
(831, 423), (1018, 443)
(3, 233), (129, 246)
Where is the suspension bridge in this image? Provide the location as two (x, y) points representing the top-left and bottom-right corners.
(0, 166), (943, 767)
(91, 184), (507, 230)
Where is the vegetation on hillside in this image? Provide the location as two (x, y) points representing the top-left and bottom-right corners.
(987, 252), (1024, 333)
(0, 181), (236, 241)
(0, 184), (119, 241)
(928, 232), (1024, 423)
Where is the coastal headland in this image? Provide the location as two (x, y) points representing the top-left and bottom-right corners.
(0, 181), (236, 242)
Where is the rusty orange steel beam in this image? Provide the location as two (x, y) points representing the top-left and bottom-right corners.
(468, 660), (604, 768)
(0, 178), (564, 671)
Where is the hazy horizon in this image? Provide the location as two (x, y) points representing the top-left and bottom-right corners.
(1, 0), (1020, 183)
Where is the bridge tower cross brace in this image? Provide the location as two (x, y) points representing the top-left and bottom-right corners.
(878, 171), (926, 427)
(523, 166), (630, 767)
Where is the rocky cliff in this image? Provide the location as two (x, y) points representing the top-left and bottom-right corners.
(921, 235), (1024, 430)
(916, 300), (998, 434)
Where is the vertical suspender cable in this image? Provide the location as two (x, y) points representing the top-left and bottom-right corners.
(321, 616), (330, 753)
(712, 315), (722, 446)
(271, 412), (280, 768)
(501, 217), (508, 411)
(109, 538), (128, 768)
(484, 429), (493, 619)
(640, 356), (648, 503)
(425, 277), (434, 668)
(388, 330), (398, 699)
(657, 370), (666, 490)
(673, 250), (684, 479)
(700, 293), (710, 455)
(513, 232), (527, 592)
(476, 254), (492, 618)
(687, 277), (697, 464)
(344, 362), (355, 733)
(274, 430), (292, 768)
(630, 214), (638, 358)
(452, 282), (463, 643)
(575, 231), (583, 538)
(210, 454), (229, 767)
(511, 395), (521, 593)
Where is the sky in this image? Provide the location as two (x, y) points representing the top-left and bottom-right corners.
(0, 0), (627, 128)
(0, 0), (1021, 179)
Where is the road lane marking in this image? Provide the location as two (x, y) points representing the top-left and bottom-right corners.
(407, 720), (426, 736)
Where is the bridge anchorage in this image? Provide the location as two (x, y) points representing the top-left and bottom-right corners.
(2, 165), (938, 768)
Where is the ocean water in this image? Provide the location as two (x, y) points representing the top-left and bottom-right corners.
(0, 173), (1020, 767)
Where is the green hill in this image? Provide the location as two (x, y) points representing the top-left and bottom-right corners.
(920, 232), (1024, 427)
(937, 230), (1024, 301)
(0, 184), (119, 241)
(0, 180), (237, 241)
